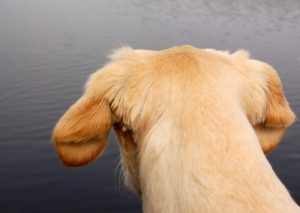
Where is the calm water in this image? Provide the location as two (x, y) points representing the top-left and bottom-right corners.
(0, 0), (299, 212)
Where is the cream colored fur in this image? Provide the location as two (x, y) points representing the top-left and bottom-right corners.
(52, 46), (299, 212)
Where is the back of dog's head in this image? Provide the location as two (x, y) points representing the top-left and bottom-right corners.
(52, 46), (295, 194)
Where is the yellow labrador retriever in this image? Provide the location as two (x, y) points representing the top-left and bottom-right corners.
(52, 46), (299, 212)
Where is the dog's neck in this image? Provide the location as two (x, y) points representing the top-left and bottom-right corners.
(137, 106), (298, 213)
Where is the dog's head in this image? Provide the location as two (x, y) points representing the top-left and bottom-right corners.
(52, 46), (295, 194)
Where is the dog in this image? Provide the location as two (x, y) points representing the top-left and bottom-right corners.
(52, 46), (299, 212)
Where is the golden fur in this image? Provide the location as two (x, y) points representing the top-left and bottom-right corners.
(52, 46), (299, 212)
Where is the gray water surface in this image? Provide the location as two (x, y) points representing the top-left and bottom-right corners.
(0, 0), (299, 212)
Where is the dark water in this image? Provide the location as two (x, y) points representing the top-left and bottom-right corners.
(0, 0), (299, 212)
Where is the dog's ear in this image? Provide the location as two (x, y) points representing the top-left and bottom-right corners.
(256, 65), (296, 153)
(254, 126), (286, 154)
(263, 68), (295, 128)
(52, 94), (112, 167)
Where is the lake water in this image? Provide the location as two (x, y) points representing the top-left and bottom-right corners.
(0, 0), (299, 212)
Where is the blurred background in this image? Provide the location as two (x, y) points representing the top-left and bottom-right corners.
(0, 0), (299, 212)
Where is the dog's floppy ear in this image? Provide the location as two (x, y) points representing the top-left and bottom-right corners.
(256, 65), (296, 153)
(263, 68), (295, 128)
(52, 93), (112, 167)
